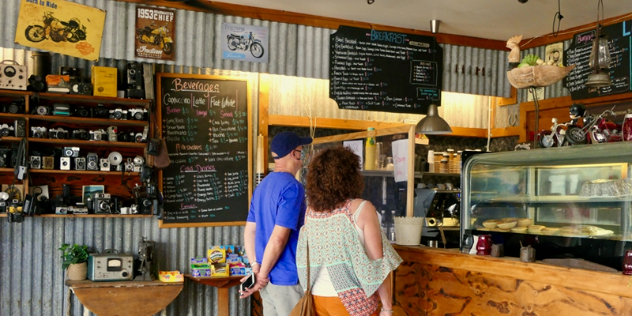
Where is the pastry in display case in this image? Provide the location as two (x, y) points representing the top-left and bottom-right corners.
(460, 142), (632, 271)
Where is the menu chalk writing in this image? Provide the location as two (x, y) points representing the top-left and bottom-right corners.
(329, 26), (443, 114)
(564, 20), (632, 100)
(158, 74), (250, 225)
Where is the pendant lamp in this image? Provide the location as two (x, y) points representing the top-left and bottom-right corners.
(415, 104), (452, 135)
(585, 0), (612, 88)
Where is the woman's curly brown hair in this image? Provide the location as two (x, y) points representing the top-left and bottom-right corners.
(306, 146), (364, 212)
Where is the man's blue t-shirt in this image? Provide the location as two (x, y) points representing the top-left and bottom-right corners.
(247, 172), (306, 285)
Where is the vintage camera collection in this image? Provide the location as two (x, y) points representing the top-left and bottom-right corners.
(29, 148), (145, 173)
(29, 125), (149, 143)
(30, 102), (148, 121)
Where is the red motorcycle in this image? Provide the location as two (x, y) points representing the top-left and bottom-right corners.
(538, 117), (570, 148)
(565, 107), (621, 145)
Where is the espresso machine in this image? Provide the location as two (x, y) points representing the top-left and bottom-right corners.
(414, 188), (461, 247)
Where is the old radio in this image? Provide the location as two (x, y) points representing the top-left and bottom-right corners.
(87, 250), (134, 281)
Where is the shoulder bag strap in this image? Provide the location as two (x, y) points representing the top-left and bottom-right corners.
(306, 238), (311, 292)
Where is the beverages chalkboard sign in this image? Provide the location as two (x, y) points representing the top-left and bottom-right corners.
(329, 25), (443, 114)
(564, 20), (631, 100)
(157, 73), (252, 228)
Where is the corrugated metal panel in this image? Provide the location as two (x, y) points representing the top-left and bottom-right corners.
(442, 44), (510, 98)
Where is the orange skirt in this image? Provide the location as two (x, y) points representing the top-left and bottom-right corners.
(312, 295), (379, 316)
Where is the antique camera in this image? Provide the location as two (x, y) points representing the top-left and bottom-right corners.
(7, 199), (25, 223)
(91, 104), (109, 118)
(28, 75), (47, 92)
(63, 147), (80, 158)
(126, 62), (145, 99)
(118, 132), (131, 142)
(92, 193), (112, 214)
(109, 108), (128, 120)
(31, 126), (48, 138)
(30, 155), (41, 169)
(0, 148), (11, 168)
(34, 105), (52, 116)
(74, 157), (86, 171)
(2, 98), (25, 114)
(134, 132), (144, 143)
(107, 126), (118, 142)
(89, 129), (106, 141)
(124, 158), (134, 172)
(100, 158), (110, 171)
(0, 124), (15, 137)
(86, 153), (99, 171)
(42, 156), (55, 170)
(72, 129), (89, 140)
(74, 106), (90, 118)
(60, 157), (71, 170)
(133, 156), (144, 172)
(53, 103), (71, 116)
(69, 79), (93, 96)
(49, 127), (69, 140)
(14, 119), (25, 137)
(129, 108), (147, 121)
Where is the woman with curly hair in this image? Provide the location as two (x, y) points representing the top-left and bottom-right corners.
(296, 146), (402, 316)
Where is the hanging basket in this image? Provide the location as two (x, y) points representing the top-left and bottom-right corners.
(507, 65), (576, 89)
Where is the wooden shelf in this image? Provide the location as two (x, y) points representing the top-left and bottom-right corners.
(415, 138), (429, 145)
(0, 168), (15, 172)
(27, 138), (146, 148)
(37, 92), (151, 107)
(423, 172), (461, 177)
(27, 114), (149, 126)
(0, 113), (26, 119)
(0, 213), (152, 218)
(30, 169), (139, 176)
(0, 90), (31, 98)
(0, 136), (24, 143)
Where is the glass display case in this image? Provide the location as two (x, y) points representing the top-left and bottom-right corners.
(461, 142), (632, 271)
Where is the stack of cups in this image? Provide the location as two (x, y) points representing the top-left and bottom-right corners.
(427, 150), (435, 173)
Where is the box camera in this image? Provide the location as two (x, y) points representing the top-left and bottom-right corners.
(129, 108), (147, 121)
(133, 126), (149, 143)
(0, 124), (15, 137)
(7, 199), (25, 223)
(0, 61), (28, 91)
(60, 157), (71, 170)
(72, 129), (89, 140)
(34, 105), (52, 116)
(100, 158), (110, 171)
(49, 128), (69, 140)
(89, 129), (106, 141)
(75, 157), (86, 171)
(30, 156), (41, 169)
(126, 62), (145, 99)
(63, 147), (80, 158)
(70, 81), (93, 96)
(31, 126), (48, 138)
(43, 156), (54, 169)
(91, 104), (109, 119)
(86, 153), (99, 171)
(74, 106), (91, 118)
(107, 126), (118, 142)
(133, 156), (144, 172)
(124, 158), (134, 172)
(14, 119), (25, 137)
(118, 132), (131, 142)
(2, 98), (25, 114)
(92, 193), (112, 214)
(0, 148), (11, 168)
(109, 108), (128, 120)
(28, 75), (46, 92)
(53, 103), (71, 116)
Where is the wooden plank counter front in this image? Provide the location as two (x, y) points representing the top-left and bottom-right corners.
(393, 245), (632, 315)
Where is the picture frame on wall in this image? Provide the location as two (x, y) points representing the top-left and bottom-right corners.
(82, 185), (104, 204)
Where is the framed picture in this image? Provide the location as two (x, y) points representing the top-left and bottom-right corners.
(2, 184), (24, 200)
(82, 185), (104, 204)
(30, 185), (49, 200)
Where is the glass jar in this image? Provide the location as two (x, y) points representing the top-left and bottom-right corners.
(385, 157), (394, 171)
(440, 158), (448, 173)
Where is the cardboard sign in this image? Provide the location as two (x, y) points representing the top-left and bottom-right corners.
(392, 139), (408, 182)
(135, 6), (176, 61)
(15, 0), (106, 61)
(343, 140), (364, 170)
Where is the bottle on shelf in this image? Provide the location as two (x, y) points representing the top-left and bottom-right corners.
(365, 127), (376, 170)
(380, 210), (388, 237)
(389, 210), (397, 242)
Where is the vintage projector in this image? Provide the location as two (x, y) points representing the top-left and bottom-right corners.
(87, 249), (134, 281)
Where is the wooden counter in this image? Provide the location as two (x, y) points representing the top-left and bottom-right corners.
(393, 245), (632, 315)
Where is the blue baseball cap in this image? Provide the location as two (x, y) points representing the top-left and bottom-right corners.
(271, 132), (312, 159)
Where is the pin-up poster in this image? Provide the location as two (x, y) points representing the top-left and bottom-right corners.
(135, 6), (176, 61)
(221, 23), (269, 63)
(15, 0), (106, 61)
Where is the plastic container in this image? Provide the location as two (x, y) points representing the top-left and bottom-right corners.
(394, 216), (425, 246)
(623, 114), (632, 141)
(365, 128), (376, 170)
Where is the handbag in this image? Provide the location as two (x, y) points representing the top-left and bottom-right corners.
(289, 239), (315, 316)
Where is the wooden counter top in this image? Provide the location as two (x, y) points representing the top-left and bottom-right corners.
(394, 245), (632, 299)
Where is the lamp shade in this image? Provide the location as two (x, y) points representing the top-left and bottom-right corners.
(415, 104), (452, 134)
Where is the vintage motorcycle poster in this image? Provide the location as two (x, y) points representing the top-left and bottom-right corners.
(14, 0), (105, 61)
(135, 6), (176, 61)
(221, 23), (269, 63)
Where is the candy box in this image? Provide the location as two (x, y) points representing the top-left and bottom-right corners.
(230, 262), (247, 276)
(191, 257), (208, 264)
(226, 253), (242, 265)
(159, 271), (184, 283)
(221, 245), (235, 254)
(191, 262), (212, 277)
(211, 263), (229, 277)
(208, 247), (226, 263)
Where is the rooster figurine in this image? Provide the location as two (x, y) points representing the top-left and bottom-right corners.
(506, 35), (575, 89)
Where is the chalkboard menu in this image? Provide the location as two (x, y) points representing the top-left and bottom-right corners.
(329, 26), (443, 114)
(157, 73), (251, 227)
(564, 20), (631, 100)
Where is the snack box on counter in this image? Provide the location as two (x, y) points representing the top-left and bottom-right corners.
(159, 271), (184, 283)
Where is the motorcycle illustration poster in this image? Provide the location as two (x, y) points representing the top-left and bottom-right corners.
(14, 0), (105, 61)
(221, 23), (269, 63)
(135, 6), (176, 61)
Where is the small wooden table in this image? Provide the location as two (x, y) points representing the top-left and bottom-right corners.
(65, 279), (183, 316)
(185, 274), (243, 316)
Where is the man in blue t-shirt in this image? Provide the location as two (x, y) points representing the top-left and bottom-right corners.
(240, 131), (312, 316)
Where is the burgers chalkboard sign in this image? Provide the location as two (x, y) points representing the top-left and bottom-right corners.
(329, 26), (443, 115)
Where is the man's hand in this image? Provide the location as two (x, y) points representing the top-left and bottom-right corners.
(239, 273), (269, 299)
